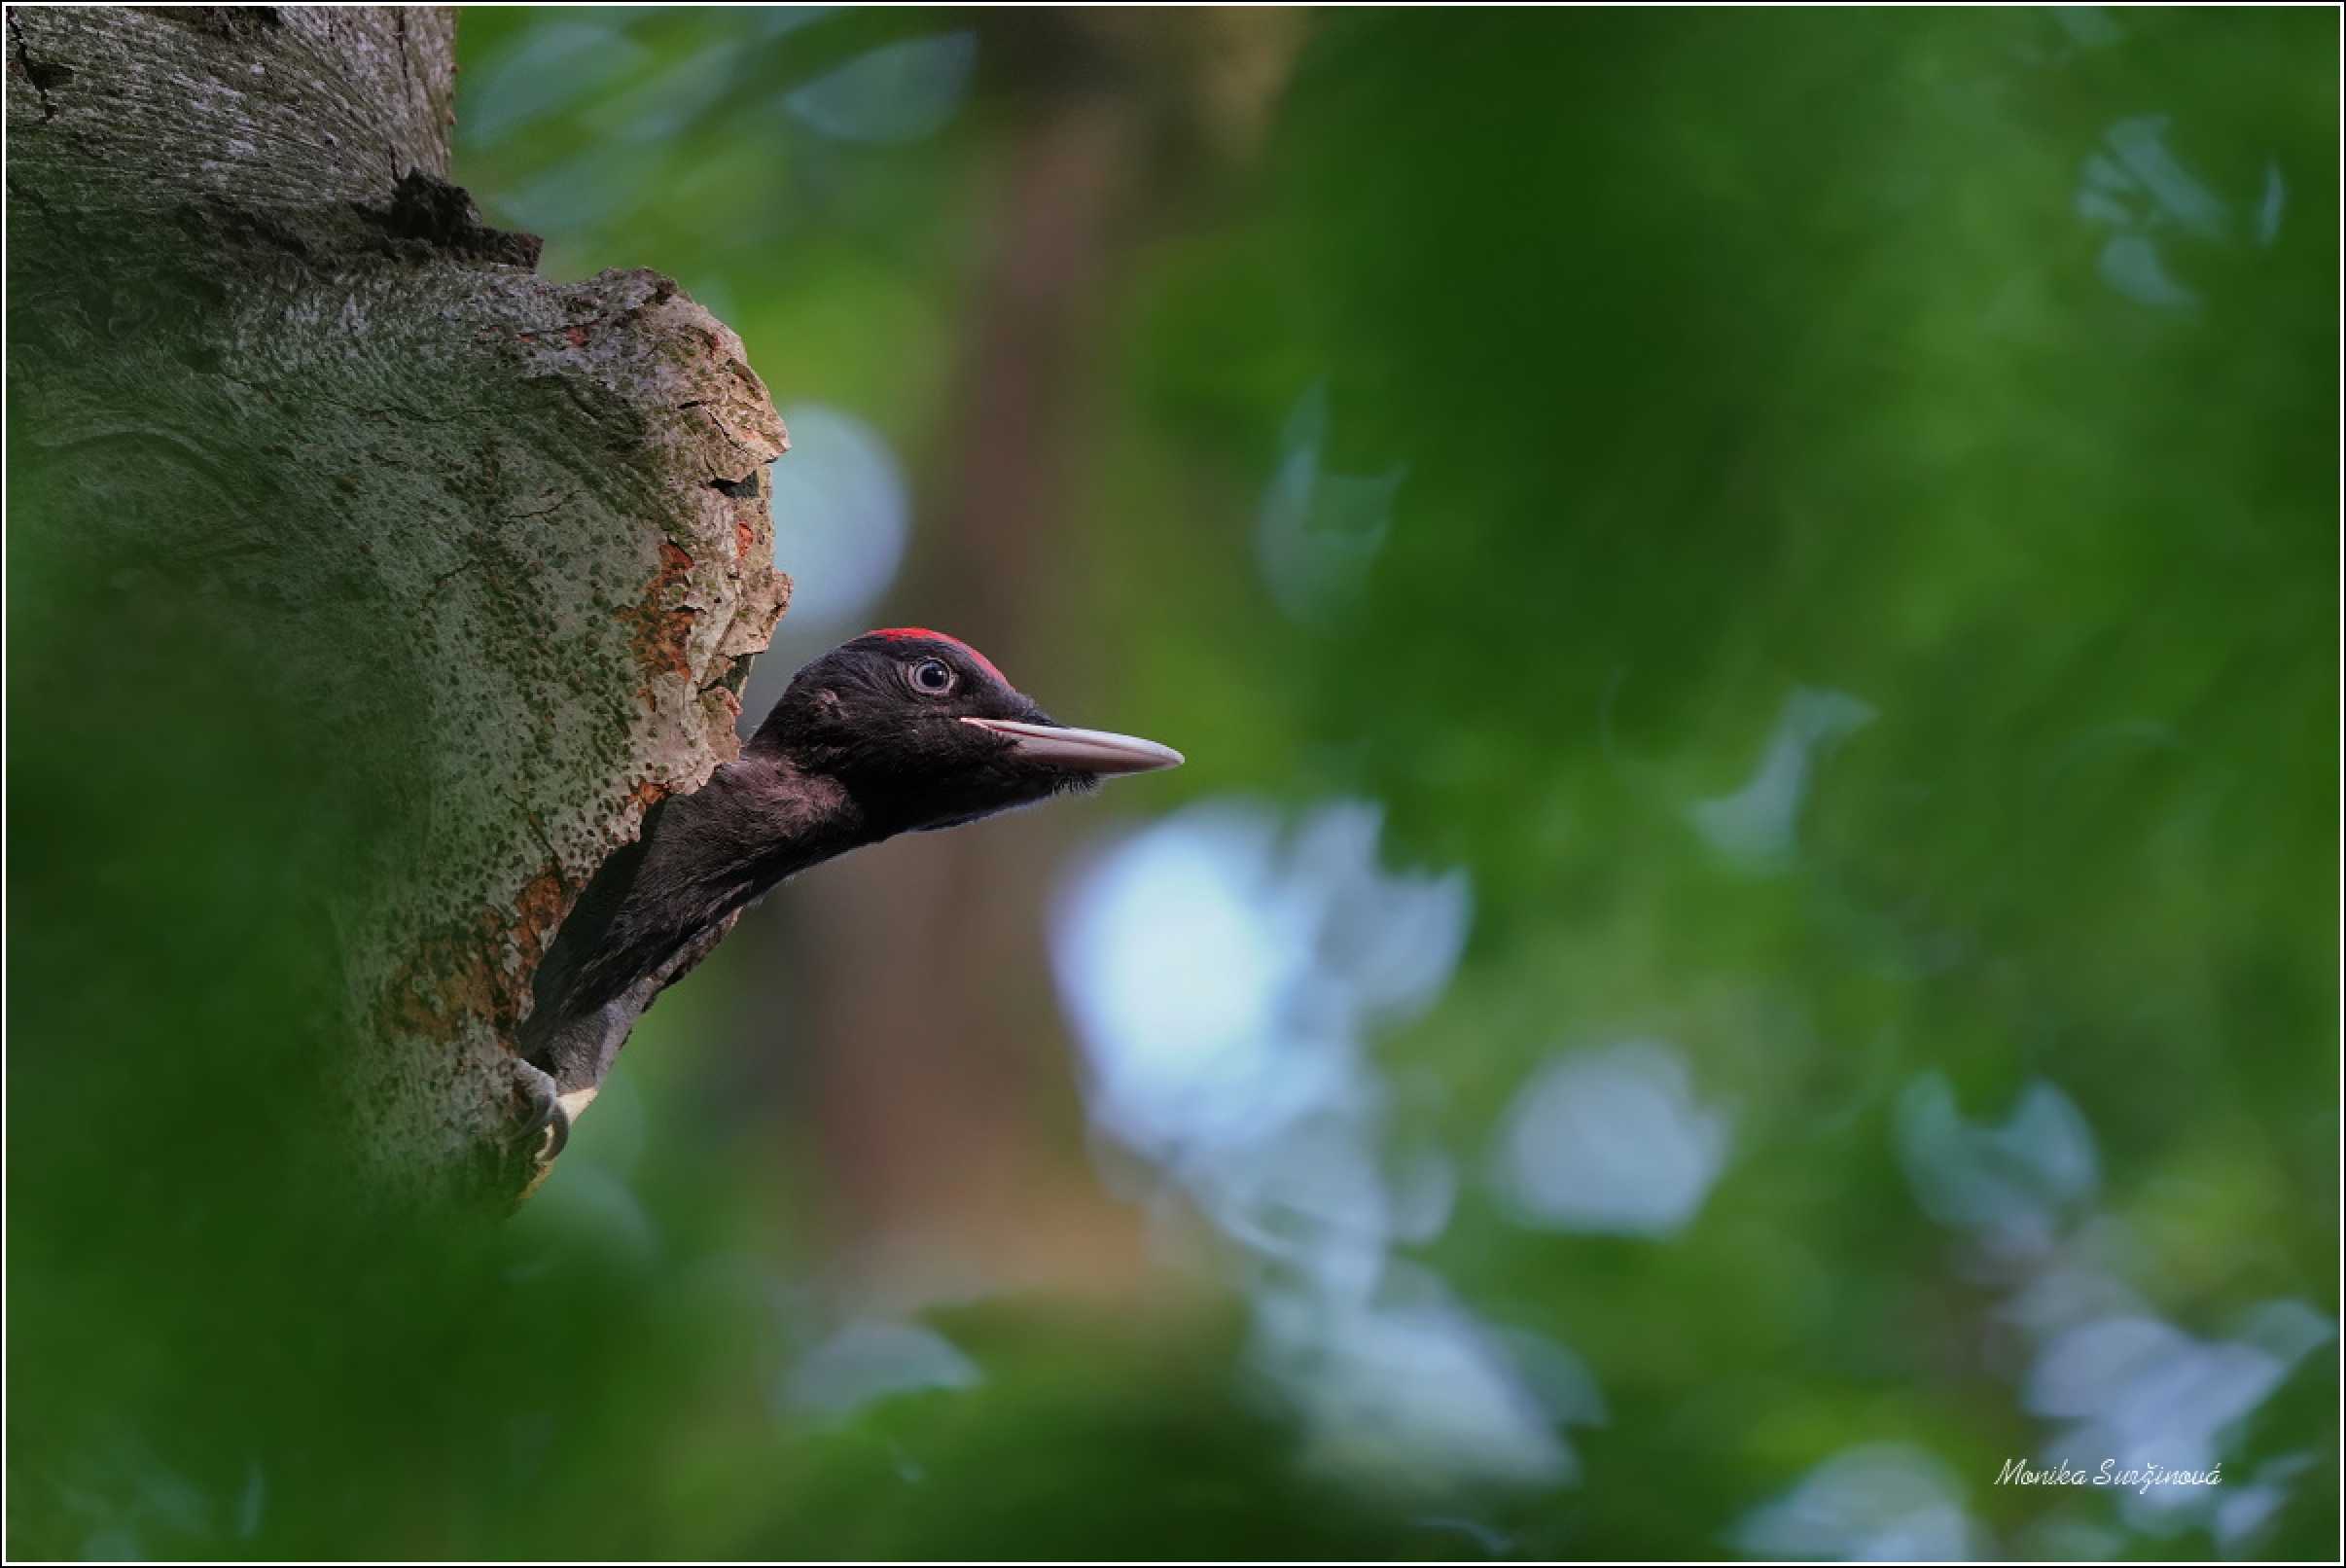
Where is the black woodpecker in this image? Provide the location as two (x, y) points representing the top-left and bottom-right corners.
(512, 628), (1182, 1164)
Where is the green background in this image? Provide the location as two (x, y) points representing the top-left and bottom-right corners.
(7, 7), (2336, 1560)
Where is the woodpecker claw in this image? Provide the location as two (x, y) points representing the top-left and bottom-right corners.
(506, 1057), (572, 1166)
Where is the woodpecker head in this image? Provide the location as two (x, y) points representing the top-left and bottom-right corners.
(751, 628), (1182, 837)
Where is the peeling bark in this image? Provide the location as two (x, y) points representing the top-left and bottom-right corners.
(6, 6), (790, 1203)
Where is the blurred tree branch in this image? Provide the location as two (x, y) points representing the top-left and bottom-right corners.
(768, 6), (1306, 1303)
(5, 4), (789, 1205)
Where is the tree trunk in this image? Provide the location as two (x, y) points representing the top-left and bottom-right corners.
(5, 5), (789, 1204)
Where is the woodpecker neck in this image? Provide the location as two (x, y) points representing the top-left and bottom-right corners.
(688, 746), (871, 904)
(522, 748), (868, 1079)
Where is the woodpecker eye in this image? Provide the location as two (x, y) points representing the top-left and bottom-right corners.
(908, 658), (955, 695)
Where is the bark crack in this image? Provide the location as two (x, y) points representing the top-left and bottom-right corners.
(8, 10), (71, 123)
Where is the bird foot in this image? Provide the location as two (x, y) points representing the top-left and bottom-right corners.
(505, 1056), (573, 1168)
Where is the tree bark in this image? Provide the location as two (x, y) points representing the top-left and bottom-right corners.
(6, 6), (789, 1204)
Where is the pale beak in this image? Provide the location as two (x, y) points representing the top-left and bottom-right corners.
(961, 717), (1184, 775)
